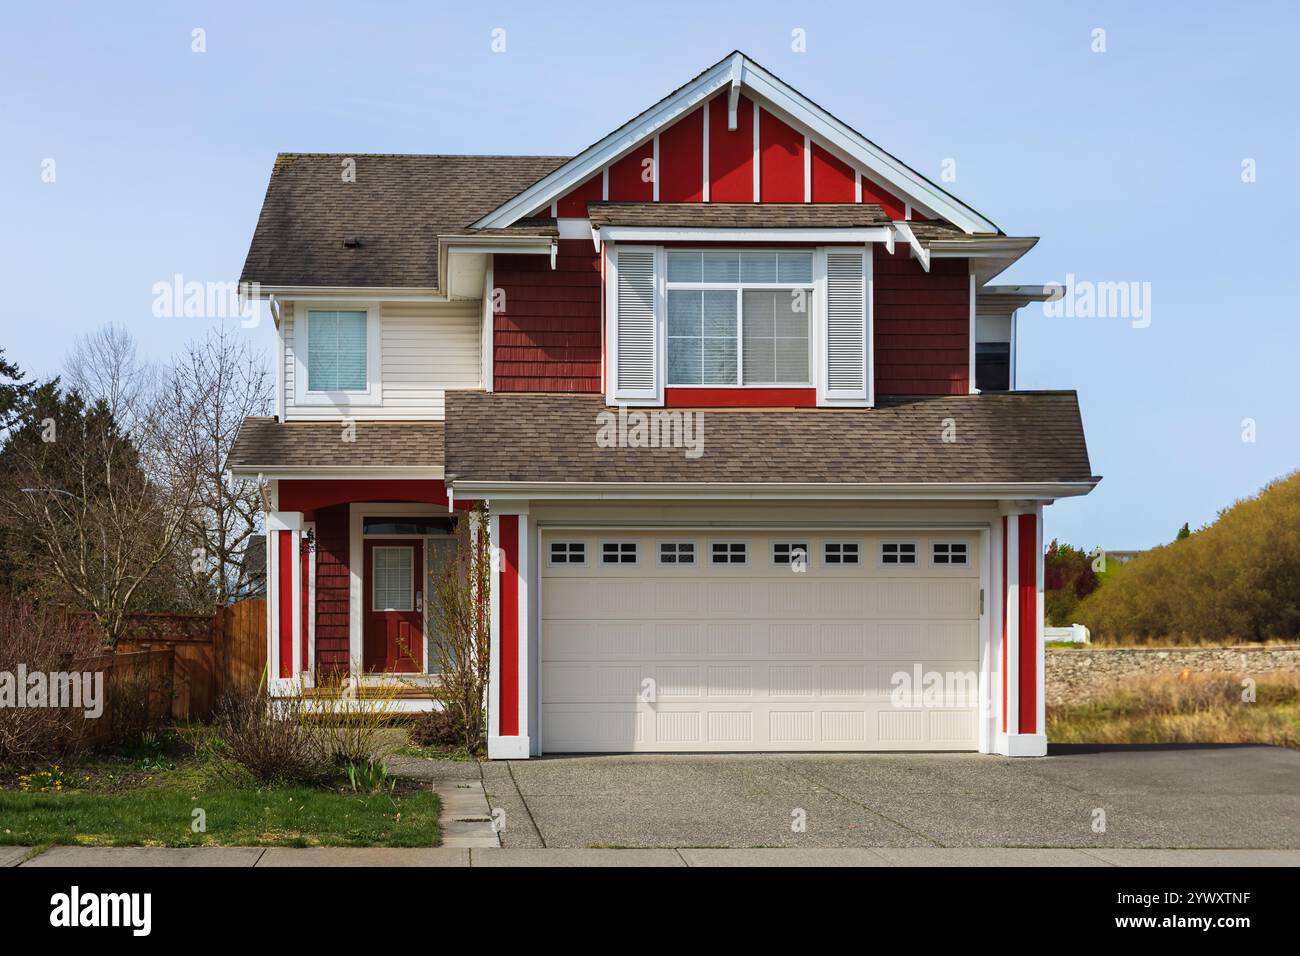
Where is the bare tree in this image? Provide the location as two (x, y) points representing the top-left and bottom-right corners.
(161, 324), (272, 606)
(64, 322), (158, 428)
(428, 503), (492, 753)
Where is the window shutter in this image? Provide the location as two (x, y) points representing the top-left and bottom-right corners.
(825, 250), (868, 400)
(615, 248), (658, 399)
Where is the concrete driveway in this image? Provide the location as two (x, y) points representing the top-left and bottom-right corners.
(479, 744), (1300, 850)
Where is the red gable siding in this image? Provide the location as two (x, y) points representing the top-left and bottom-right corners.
(810, 143), (855, 202)
(862, 175), (906, 220)
(658, 107), (704, 202)
(608, 141), (654, 201)
(759, 109), (804, 202)
(873, 246), (969, 395)
(556, 172), (602, 218)
(708, 91), (754, 202)
(494, 239), (602, 392)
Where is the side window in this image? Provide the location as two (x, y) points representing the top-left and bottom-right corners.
(549, 541), (586, 566)
(711, 542), (748, 565)
(824, 542), (861, 565)
(307, 310), (368, 392)
(601, 541), (638, 565)
(880, 542), (917, 566)
(658, 542), (696, 566)
(772, 542), (810, 566)
(932, 542), (969, 566)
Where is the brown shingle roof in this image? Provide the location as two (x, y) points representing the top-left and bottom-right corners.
(240, 154), (569, 289)
(443, 392), (1096, 486)
(588, 202), (890, 230)
(226, 417), (443, 471)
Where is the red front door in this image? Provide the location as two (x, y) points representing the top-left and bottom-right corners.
(363, 539), (423, 673)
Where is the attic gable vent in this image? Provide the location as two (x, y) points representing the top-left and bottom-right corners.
(342, 236), (362, 248)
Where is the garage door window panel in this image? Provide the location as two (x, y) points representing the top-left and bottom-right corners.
(824, 541), (861, 565)
(601, 541), (639, 565)
(711, 541), (749, 566)
(657, 541), (697, 566)
(549, 541), (587, 566)
(772, 542), (811, 567)
(880, 542), (918, 566)
(931, 542), (969, 567)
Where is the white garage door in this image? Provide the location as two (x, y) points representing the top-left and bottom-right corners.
(540, 530), (981, 753)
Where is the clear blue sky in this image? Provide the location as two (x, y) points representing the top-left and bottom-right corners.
(2, 1), (1296, 551)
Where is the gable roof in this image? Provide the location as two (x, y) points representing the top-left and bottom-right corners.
(240, 153), (567, 289)
(473, 51), (1002, 235)
(443, 391), (1097, 491)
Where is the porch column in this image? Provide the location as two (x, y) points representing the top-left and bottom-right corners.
(266, 510), (303, 691)
(996, 502), (1046, 756)
(487, 504), (531, 759)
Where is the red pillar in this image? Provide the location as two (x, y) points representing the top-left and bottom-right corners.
(1017, 513), (1038, 734)
(276, 530), (293, 679)
(498, 515), (520, 737)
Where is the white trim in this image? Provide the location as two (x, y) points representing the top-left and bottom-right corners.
(1006, 733), (1047, 757)
(977, 525), (993, 754)
(482, 257), (495, 391)
(451, 480), (1098, 501)
(968, 271), (979, 394)
(893, 223), (930, 272)
(727, 51), (743, 130)
(702, 98), (711, 203)
(601, 166), (609, 201)
(652, 135), (660, 202)
(818, 245), (873, 407)
(598, 226), (893, 244)
(266, 510), (302, 533)
(556, 218), (591, 241)
(486, 512), (501, 741)
(752, 99), (761, 202)
(445, 242), (550, 257)
(803, 134), (812, 202)
(303, 519), (316, 680)
(471, 53), (999, 234)
(292, 303), (382, 408)
(1005, 509), (1020, 741)
(854, 170), (862, 203)
(1035, 502), (1046, 737)
(488, 735), (530, 759)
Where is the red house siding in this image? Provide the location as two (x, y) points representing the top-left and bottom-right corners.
(1017, 513), (1038, 734)
(556, 173), (603, 218)
(873, 246), (969, 394)
(861, 176), (906, 220)
(313, 504), (351, 674)
(708, 91), (754, 202)
(658, 107), (704, 202)
(759, 110), (804, 202)
(498, 514), (520, 737)
(608, 141), (654, 202)
(494, 240), (602, 392)
(810, 143), (855, 202)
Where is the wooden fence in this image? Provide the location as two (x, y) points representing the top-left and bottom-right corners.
(70, 599), (266, 724)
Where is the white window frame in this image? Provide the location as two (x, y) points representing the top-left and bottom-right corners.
(930, 541), (970, 567)
(664, 249), (816, 389)
(548, 540), (587, 567)
(823, 541), (861, 566)
(371, 545), (414, 612)
(656, 540), (698, 567)
(816, 246), (874, 408)
(710, 540), (750, 566)
(293, 303), (382, 407)
(879, 540), (919, 568)
(770, 541), (811, 568)
(600, 540), (639, 566)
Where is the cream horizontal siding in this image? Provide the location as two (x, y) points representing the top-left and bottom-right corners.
(282, 300), (482, 421)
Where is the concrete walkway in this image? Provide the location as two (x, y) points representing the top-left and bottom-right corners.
(6, 846), (1299, 867)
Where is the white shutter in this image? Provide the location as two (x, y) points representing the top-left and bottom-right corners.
(614, 247), (659, 400)
(825, 249), (869, 400)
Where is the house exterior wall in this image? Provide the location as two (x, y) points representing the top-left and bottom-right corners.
(874, 246), (971, 395)
(492, 240), (602, 392)
(312, 504), (351, 673)
(282, 299), (483, 420)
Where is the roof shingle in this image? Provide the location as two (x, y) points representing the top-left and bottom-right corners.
(227, 417), (443, 470)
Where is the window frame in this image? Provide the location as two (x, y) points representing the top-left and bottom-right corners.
(293, 302), (382, 407)
(665, 249), (816, 389)
(878, 541), (919, 568)
(600, 540), (639, 566)
(930, 541), (970, 568)
(656, 540), (698, 567)
(709, 540), (750, 567)
(823, 541), (862, 566)
(371, 545), (414, 612)
(547, 541), (587, 567)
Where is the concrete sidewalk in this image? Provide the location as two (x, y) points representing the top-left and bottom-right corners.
(7, 846), (1299, 867)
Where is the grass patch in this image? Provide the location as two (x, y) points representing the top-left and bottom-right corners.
(0, 749), (440, 848)
(1048, 670), (1300, 748)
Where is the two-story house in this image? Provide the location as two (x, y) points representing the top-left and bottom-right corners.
(227, 52), (1098, 760)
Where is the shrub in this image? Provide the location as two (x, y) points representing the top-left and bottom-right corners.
(410, 704), (465, 749)
(210, 685), (330, 785)
(0, 599), (98, 769)
(302, 669), (402, 767)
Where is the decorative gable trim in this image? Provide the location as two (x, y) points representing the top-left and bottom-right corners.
(473, 52), (1001, 236)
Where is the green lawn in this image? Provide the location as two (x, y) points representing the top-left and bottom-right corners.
(0, 758), (440, 848)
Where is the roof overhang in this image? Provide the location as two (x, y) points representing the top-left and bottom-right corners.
(473, 51), (1001, 235)
(446, 479), (1099, 502)
(930, 237), (1040, 285)
(228, 465), (445, 480)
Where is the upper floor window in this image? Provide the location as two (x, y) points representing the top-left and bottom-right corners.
(307, 310), (368, 392)
(666, 250), (814, 387)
